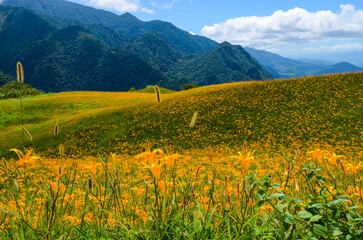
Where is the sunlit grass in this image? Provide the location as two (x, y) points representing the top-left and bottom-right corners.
(0, 72), (362, 238)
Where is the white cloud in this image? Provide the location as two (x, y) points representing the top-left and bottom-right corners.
(89, 0), (139, 12)
(79, 0), (153, 13)
(306, 43), (363, 52)
(201, 4), (363, 49)
(151, 0), (180, 9)
(141, 7), (155, 14)
(189, 31), (196, 35)
(161, 0), (180, 9)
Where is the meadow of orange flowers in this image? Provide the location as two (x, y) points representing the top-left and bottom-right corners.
(0, 72), (362, 238)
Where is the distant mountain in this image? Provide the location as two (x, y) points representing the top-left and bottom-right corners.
(245, 47), (319, 78)
(168, 42), (273, 86)
(22, 25), (173, 92)
(0, 7), (172, 92)
(125, 32), (185, 72)
(2, 0), (218, 54)
(0, 3), (273, 92)
(310, 62), (363, 75)
(245, 47), (363, 78)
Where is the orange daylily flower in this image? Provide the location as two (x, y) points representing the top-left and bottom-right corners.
(327, 153), (343, 166)
(143, 162), (164, 180)
(233, 151), (255, 171)
(347, 162), (363, 174)
(165, 154), (180, 168)
(308, 149), (326, 164)
(10, 149), (40, 167)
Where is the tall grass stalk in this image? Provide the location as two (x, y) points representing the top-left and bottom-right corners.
(155, 85), (161, 103)
(189, 111), (198, 128)
(16, 62), (24, 139)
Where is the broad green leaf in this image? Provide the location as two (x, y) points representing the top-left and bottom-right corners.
(337, 195), (349, 201)
(281, 212), (294, 224)
(277, 203), (288, 211)
(332, 229), (343, 236)
(271, 183), (281, 188)
(313, 224), (326, 236)
(271, 193), (286, 200)
(327, 200), (340, 207)
(297, 210), (313, 219)
(310, 215), (323, 222)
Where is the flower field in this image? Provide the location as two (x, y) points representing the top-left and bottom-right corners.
(0, 147), (362, 239)
(0, 72), (362, 239)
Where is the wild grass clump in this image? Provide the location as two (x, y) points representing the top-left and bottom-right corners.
(0, 81), (41, 100)
(0, 147), (361, 239)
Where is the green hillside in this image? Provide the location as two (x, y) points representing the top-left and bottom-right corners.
(0, 72), (361, 157)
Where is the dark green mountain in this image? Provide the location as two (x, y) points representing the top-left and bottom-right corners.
(35, 13), (130, 49)
(125, 32), (185, 72)
(0, 4), (273, 92)
(20, 26), (171, 92)
(168, 42), (273, 86)
(2, 0), (218, 54)
(0, 7), (172, 92)
(245, 47), (363, 78)
(0, 70), (16, 86)
(0, 6), (56, 75)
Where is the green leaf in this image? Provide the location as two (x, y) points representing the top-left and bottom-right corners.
(347, 211), (362, 221)
(332, 229), (343, 236)
(327, 200), (340, 207)
(337, 195), (349, 201)
(256, 200), (265, 208)
(281, 212), (294, 224)
(310, 215), (323, 222)
(313, 224), (326, 236)
(277, 203), (288, 211)
(271, 183), (281, 188)
(297, 210), (313, 219)
(271, 193), (286, 200)
(310, 203), (323, 208)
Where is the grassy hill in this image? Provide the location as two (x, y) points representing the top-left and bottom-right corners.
(0, 72), (362, 157)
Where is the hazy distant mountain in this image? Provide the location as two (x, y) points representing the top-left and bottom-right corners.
(2, 0), (218, 54)
(310, 62), (363, 75)
(245, 47), (319, 78)
(245, 47), (363, 78)
(168, 42), (273, 86)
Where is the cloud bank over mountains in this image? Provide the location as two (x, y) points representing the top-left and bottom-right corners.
(201, 4), (363, 50)
(76, 0), (180, 14)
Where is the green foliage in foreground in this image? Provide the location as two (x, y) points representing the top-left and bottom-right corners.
(0, 81), (41, 100)
(0, 149), (362, 239)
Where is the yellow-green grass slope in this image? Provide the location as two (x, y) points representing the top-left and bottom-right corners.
(0, 72), (362, 157)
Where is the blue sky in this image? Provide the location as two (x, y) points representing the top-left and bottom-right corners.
(68, 0), (363, 65)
